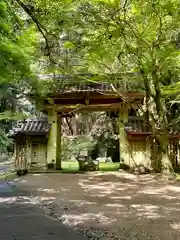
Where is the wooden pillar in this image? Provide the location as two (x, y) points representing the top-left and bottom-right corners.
(27, 138), (32, 169)
(145, 137), (151, 168)
(56, 114), (61, 169)
(13, 141), (17, 169)
(84, 113), (90, 134)
(47, 109), (61, 169)
(119, 104), (130, 166)
(178, 140), (180, 166)
(72, 115), (77, 135)
(16, 141), (20, 169)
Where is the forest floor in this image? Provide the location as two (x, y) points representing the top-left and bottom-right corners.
(15, 171), (180, 239)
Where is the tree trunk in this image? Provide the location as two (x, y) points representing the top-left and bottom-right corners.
(141, 66), (175, 175)
(161, 149), (174, 174)
(151, 133), (175, 174)
(151, 139), (162, 172)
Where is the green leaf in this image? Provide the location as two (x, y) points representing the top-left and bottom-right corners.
(64, 41), (75, 49)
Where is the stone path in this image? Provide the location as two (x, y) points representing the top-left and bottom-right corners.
(0, 180), (87, 240)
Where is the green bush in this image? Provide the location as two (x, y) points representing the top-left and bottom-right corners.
(61, 135), (97, 161)
(0, 128), (12, 153)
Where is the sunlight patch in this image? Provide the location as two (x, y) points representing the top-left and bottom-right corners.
(0, 197), (17, 203)
(17, 196), (55, 205)
(138, 187), (166, 195)
(61, 212), (115, 226)
(111, 196), (132, 200)
(105, 203), (124, 208)
(166, 185), (180, 193)
(131, 204), (161, 219)
(70, 199), (97, 206)
(170, 222), (180, 231)
(36, 188), (59, 193)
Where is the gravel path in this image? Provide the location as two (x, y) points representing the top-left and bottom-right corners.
(16, 172), (180, 239)
(0, 180), (87, 240)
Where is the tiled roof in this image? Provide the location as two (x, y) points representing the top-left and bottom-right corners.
(125, 119), (180, 138)
(38, 73), (143, 94)
(10, 119), (51, 136)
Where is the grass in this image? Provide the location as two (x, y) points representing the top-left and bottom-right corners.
(61, 161), (79, 172)
(0, 161), (120, 175)
(61, 161), (120, 173)
(0, 171), (17, 180)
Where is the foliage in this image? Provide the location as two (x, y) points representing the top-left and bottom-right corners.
(0, 127), (12, 153)
(10, 0), (180, 172)
(15, 1), (180, 89)
(0, 0), (38, 152)
(68, 0), (180, 172)
(0, 0), (35, 80)
(62, 135), (97, 161)
(91, 113), (118, 148)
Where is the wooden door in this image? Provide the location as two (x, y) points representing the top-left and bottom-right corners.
(38, 143), (47, 166)
(31, 144), (38, 164)
(31, 143), (47, 166)
(15, 139), (28, 169)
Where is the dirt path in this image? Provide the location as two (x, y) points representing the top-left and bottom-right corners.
(0, 180), (87, 240)
(16, 172), (180, 239)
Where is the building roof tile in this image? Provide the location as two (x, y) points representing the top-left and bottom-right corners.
(10, 119), (50, 136)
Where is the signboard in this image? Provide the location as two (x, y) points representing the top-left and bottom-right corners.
(80, 150), (88, 156)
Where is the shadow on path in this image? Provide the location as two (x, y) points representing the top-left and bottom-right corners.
(16, 172), (180, 239)
(0, 180), (87, 240)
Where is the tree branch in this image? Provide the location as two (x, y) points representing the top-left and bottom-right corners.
(14, 0), (65, 69)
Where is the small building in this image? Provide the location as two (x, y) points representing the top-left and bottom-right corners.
(11, 119), (51, 171)
(125, 118), (180, 169)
